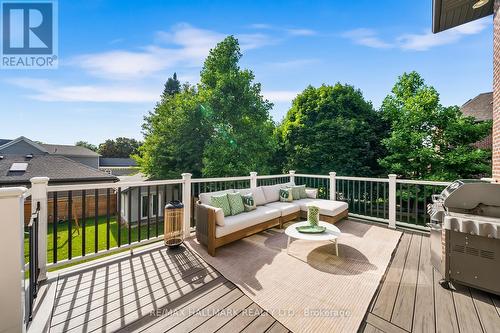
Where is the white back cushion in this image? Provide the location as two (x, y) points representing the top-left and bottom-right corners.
(199, 189), (234, 205)
(252, 187), (267, 206)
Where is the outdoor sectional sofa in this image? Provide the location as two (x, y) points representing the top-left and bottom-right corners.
(195, 183), (348, 256)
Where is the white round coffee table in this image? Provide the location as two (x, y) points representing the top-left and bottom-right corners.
(285, 221), (341, 256)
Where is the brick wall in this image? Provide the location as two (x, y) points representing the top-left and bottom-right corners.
(494, 0), (500, 181)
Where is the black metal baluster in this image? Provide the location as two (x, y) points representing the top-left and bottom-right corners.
(399, 183), (403, 222)
(106, 188), (110, 250)
(147, 186), (151, 240)
(156, 185), (160, 237)
(117, 187), (121, 247)
(94, 189), (98, 253)
(68, 190), (72, 260)
(137, 186), (142, 242)
(383, 184), (387, 219)
(423, 186), (427, 225)
(407, 184), (411, 223)
(82, 190), (86, 257)
(370, 182), (373, 217)
(128, 186), (132, 244)
(415, 185), (419, 225)
(52, 191), (58, 263)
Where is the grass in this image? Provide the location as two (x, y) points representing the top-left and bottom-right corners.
(24, 215), (165, 265)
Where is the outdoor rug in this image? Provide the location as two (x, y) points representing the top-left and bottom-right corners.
(186, 219), (402, 333)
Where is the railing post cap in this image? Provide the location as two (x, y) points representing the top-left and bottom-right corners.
(250, 172), (258, 176)
(30, 176), (50, 184)
(329, 172), (336, 176)
(388, 174), (397, 179)
(0, 186), (27, 198)
(289, 170), (296, 174)
(181, 173), (192, 179)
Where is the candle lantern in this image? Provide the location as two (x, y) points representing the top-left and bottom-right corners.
(164, 200), (184, 247)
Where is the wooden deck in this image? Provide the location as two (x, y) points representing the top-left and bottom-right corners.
(361, 232), (500, 333)
(35, 226), (500, 333)
(44, 245), (289, 333)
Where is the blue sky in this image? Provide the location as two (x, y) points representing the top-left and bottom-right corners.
(1, 0), (493, 145)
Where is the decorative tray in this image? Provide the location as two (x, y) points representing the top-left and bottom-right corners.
(296, 225), (326, 234)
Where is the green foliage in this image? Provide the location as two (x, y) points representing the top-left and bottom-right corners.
(136, 84), (209, 179)
(379, 71), (492, 180)
(75, 141), (97, 152)
(280, 84), (387, 176)
(98, 137), (141, 158)
(161, 72), (181, 100)
(199, 36), (278, 176)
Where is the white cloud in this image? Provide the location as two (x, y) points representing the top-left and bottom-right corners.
(286, 28), (316, 36)
(344, 17), (491, 52)
(8, 78), (159, 103)
(342, 29), (393, 49)
(248, 23), (273, 30)
(72, 23), (274, 80)
(263, 90), (298, 103)
(269, 58), (320, 69)
(398, 17), (490, 51)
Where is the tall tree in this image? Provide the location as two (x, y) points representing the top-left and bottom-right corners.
(75, 141), (97, 152)
(280, 84), (387, 176)
(379, 71), (492, 180)
(199, 36), (277, 176)
(136, 84), (209, 178)
(161, 73), (181, 100)
(98, 137), (141, 158)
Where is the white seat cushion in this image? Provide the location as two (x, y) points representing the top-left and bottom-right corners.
(199, 189), (234, 205)
(215, 206), (281, 238)
(304, 200), (348, 217)
(293, 198), (317, 210)
(264, 201), (300, 216)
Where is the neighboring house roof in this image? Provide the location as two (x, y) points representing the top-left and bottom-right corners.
(0, 139), (11, 146)
(0, 155), (118, 185)
(99, 157), (138, 167)
(0, 136), (49, 154)
(461, 92), (493, 122)
(432, 0), (493, 33)
(40, 143), (99, 157)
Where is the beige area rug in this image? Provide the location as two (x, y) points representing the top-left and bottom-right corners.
(186, 220), (402, 333)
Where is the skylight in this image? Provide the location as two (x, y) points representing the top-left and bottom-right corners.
(9, 163), (28, 172)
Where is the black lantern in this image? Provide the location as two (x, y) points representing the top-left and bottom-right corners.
(164, 200), (184, 247)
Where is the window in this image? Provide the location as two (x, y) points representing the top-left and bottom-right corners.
(141, 193), (160, 219)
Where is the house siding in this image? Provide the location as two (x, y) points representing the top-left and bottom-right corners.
(67, 156), (99, 169)
(0, 140), (45, 155)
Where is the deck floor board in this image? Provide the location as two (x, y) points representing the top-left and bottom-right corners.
(38, 222), (500, 333)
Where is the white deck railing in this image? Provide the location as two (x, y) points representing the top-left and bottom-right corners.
(0, 171), (456, 331)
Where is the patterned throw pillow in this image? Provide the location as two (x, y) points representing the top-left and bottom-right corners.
(210, 194), (231, 216)
(227, 192), (245, 215)
(279, 188), (293, 202)
(296, 184), (307, 199)
(242, 193), (256, 212)
(288, 186), (301, 201)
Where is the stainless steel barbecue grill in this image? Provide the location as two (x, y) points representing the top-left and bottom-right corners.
(427, 180), (500, 295)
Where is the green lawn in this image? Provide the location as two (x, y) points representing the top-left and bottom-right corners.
(24, 216), (165, 265)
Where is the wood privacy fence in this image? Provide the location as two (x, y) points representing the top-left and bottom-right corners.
(23, 193), (117, 225)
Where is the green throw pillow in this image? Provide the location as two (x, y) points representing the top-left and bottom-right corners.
(288, 186), (301, 201)
(242, 193), (256, 212)
(227, 192), (245, 215)
(210, 194), (231, 216)
(279, 188), (293, 202)
(297, 184), (307, 199)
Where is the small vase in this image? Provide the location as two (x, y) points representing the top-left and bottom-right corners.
(307, 205), (320, 227)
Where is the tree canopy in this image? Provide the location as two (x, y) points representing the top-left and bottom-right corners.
(75, 141), (97, 152)
(379, 71), (491, 180)
(98, 137), (141, 158)
(199, 36), (277, 176)
(161, 72), (181, 100)
(136, 84), (208, 178)
(280, 84), (387, 176)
